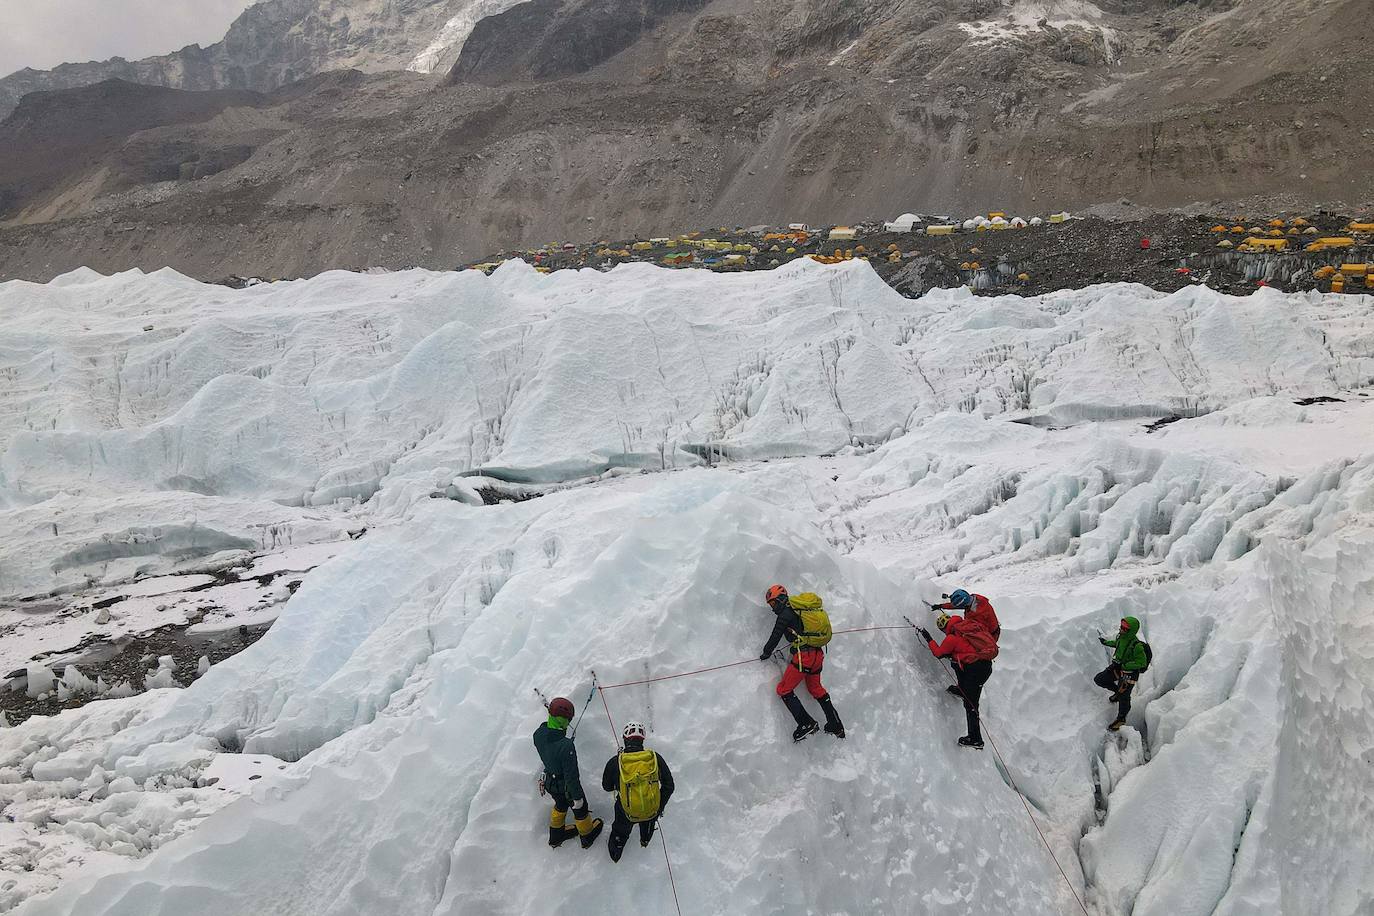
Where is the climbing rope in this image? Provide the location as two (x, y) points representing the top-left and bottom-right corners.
(934, 664), (1093, 916)
(658, 821), (685, 916)
(578, 620), (1093, 916)
(596, 626), (915, 691)
(568, 673), (599, 739)
(599, 658), (758, 691)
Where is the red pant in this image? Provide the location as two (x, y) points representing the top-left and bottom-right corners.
(776, 649), (827, 699)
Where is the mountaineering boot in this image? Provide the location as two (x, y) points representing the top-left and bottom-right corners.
(957, 736), (984, 750)
(1107, 719), (1126, 732)
(607, 831), (627, 863)
(549, 825), (580, 848)
(780, 693), (818, 742)
(818, 694), (846, 739)
(576, 815), (604, 849)
(548, 810), (579, 848)
(946, 685), (964, 698)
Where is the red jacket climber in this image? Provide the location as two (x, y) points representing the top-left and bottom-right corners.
(925, 615), (998, 666)
(917, 612), (997, 750)
(933, 589), (1000, 641)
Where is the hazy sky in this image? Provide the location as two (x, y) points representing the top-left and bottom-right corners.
(0, 0), (255, 77)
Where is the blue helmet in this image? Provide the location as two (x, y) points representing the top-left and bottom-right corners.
(947, 589), (973, 609)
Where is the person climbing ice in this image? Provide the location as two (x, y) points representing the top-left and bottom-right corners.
(759, 584), (845, 742)
(1094, 617), (1152, 731)
(931, 588), (1001, 641)
(533, 697), (604, 849)
(918, 611), (998, 749)
(601, 721), (675, 863)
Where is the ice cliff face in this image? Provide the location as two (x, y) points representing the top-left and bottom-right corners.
(0, 0), (527, 120)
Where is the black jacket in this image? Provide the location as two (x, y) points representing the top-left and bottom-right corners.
(761, 602), (806, 657)
(601, 746), (675, 814)
(533, 723), (585, 801)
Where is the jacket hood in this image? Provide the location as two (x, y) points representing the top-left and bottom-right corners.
(1120, 616), (1141, 637)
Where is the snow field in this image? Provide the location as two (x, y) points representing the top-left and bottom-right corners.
(14, 477), (1071, 915)
(1, 261), (1373, 914)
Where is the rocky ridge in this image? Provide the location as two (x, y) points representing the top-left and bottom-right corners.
(0, 0), (1370, 282)
(0, 0), (518, 121)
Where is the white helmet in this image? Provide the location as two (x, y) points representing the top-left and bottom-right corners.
(622, 722), (647, 742)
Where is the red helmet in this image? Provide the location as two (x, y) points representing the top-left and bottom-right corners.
(548, 697), (574, 719)
(765, 584), (788, 604)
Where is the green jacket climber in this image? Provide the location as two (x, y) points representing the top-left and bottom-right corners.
(533, 714), (587, 802)
(533, 696), (603, 850)
(1100, 616), (1149, 672)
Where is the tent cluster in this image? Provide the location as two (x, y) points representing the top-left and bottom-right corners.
(461, 211), (1082, 278)
(1208, 216), (1374, 292)
(876, 210), (1075, 235)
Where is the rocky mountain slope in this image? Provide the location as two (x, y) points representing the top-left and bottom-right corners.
(0, 0), (523, 121)
(1, 0), (1371, 282)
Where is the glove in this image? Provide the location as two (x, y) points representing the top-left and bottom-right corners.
(1098, 637), (1110, 646)
(929, 602), (942, 612)
(759, 651), (771, 661)
(917, 628), (933, 643)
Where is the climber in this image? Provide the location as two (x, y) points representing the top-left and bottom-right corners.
(759, 584), (845, 742)
(932, 589), (1001, 641)
(1094, 616), (1151, 731)
(918, 612), (998, 749)
(533, 697), (604, 849)
(600, 721), (676, 863)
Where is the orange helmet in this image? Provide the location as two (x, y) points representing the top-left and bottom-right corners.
(765, 584), (788, 605)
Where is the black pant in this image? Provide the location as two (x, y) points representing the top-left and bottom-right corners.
(607, 802), (657, 858)
(549, 786), (588, 821)
(1094, 666), (1135, 720)
(954, 659), (993, 742)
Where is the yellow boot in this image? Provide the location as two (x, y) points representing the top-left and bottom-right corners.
(574, 813), (604, 849)
(548, 808), (579, 848)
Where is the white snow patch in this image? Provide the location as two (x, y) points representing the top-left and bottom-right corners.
(408, 0), (533, 73)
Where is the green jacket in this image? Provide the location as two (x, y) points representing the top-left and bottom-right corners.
(533, 722), (585, 801)
(1102, 616), (1149, 672)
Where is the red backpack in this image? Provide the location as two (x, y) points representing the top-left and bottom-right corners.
(953, 618), (999, 662)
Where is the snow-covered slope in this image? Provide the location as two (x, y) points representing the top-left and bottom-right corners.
(0, 0), (522, 119)
(1, 262), (1372, 915)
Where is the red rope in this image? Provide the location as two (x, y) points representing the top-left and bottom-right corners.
(596, 685), (620, 746)
(831, 625), (913, 634)
(597, 625), (914, 691)
(599, 658), (759, 690)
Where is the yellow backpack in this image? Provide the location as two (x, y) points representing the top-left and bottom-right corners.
(618, 750), (662, 822)
(789, 592), (832, 649)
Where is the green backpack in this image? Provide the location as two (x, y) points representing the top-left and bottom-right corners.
(789, 592), (833, 649)
(618, 750), (662, 823)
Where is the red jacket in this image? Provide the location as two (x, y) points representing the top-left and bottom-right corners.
(928, 617), (998, 665)
(937, 594), (1000, 641)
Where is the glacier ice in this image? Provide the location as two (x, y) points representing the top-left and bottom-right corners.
(0, 262), (1371, 915)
